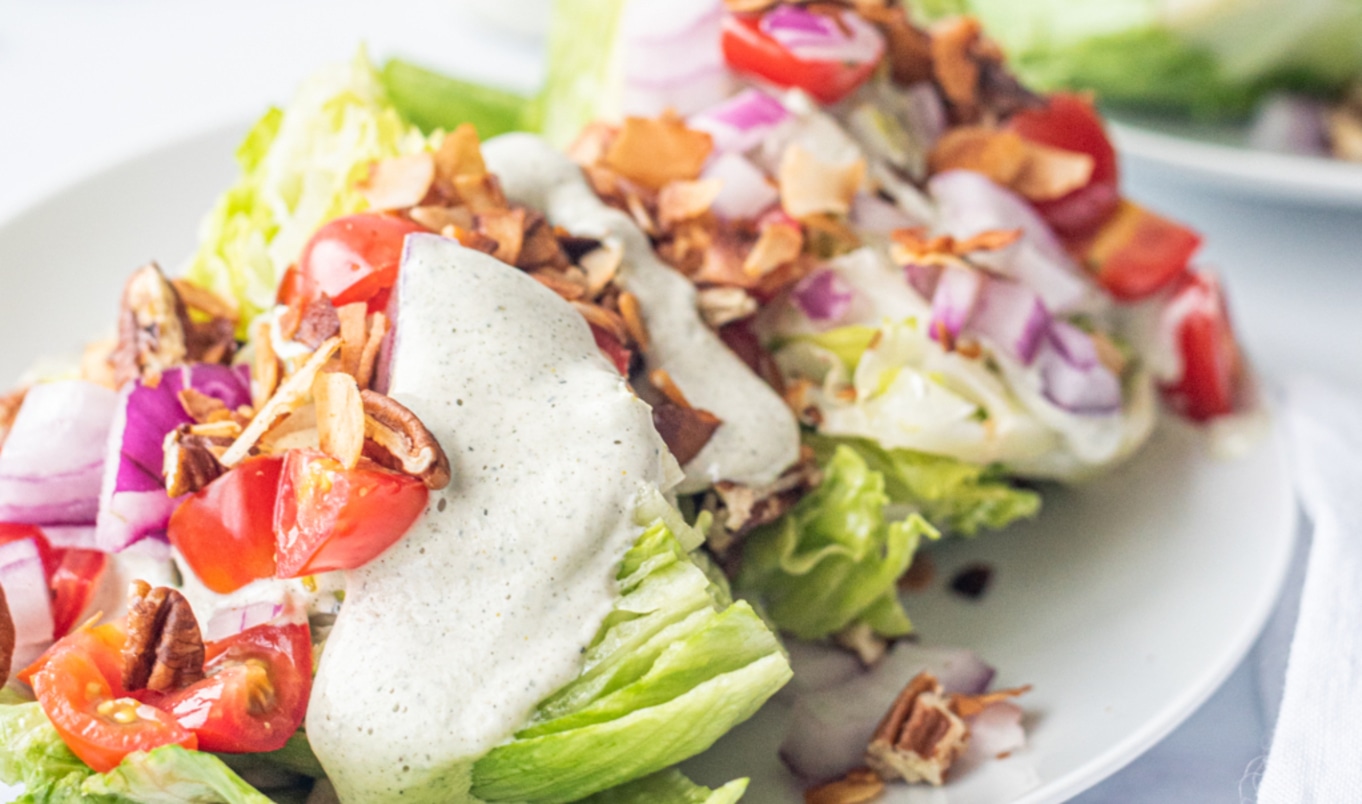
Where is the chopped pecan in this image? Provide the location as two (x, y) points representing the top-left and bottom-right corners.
(163, 425), (228, 497)
(295, 294), (342, 350)
(0, 387), (27, 452)
(122, 581), (205, 694)
(360, 390), (451, 489)
(866, 671), (969, 786)
(805, 767), (885, 804)
(0, 585), (13, 689)
(710, 449), (821, 554)
(112, 263), (189, 387)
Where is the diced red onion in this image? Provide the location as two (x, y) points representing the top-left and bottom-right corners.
(759, 5), (885, 66)
(930, 264), (984, 342)
(619, 0), (730, 117)
(205, 600), (287, 642)
(968, 278), (1052, 365)
(42, 525), (99, 550)
(96, 364), (251, 553)
(1248, 93), (1329, 156)
(0, 381), (119, 526)
(850, 192), (923, 233)
(703, 152), (779, 220)
(962, 701), (1027, 760)
(1047, 320), (1100, 369)
(781, 642), (994, 782)
(1039, 348), (1122, 415)
(792, 270), (855, 324)
(689, 89), (792, 155)
(904, 262), (942, 300)
(929, 170), (1091, 313)
(0, 537), (54, 651)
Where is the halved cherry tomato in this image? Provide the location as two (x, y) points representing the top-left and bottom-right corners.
(1008, 94), (1121, 238)
(274, 450), (428, 578)
(31, 637), (195, 773)
(276, 264), (308, 308)
(1162, 272), (1242, 421)
(590, 324), (632, 376)
(721, 13), (882, 105)
(162, 622), (312, 753)
(297, 214), (427, 312)
(169, 456), (283, 594)
(20, 620), (127, 687)
(1082, 200), (1201, 301)
(50, 549), (108, 638)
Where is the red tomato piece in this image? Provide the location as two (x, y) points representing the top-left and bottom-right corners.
(0, 523), (58, 578)
(1082, 200), (1202, 301)
(169, 456), (283, 594)
(590, 324), (633, 376)
(20, 620), (127, 688)
(1162, 272), (1242, 421)
(31, 638), (195, 773)
(276, 264), (309, 308)
(274, 450), (428, 578)
(297, 214), (426, 312)
(162, 622), (312, 753)
(722, 14), (881, 105)
(50, 549), (109, 638)
(1008, 94), (1121, 237)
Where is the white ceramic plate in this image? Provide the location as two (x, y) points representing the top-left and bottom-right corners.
(1110, 115), (1362, 208)
(0, 126), (1296, 803)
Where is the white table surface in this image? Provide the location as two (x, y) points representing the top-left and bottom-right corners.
(3, 2), (1356, 801)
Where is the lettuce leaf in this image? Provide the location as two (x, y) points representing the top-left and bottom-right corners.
(540, 0), (628, 145)
(738, 446), (937, 640)
(471, 518), (790, 803)
(184, 50), (431, 332)
(807, 434), (1041, 536)
(380, 59), (538, 138)
(579, 769), (747, 804)
(0, 700), (97, 803)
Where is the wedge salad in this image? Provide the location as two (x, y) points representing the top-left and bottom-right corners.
(0, 1), (1252, 802)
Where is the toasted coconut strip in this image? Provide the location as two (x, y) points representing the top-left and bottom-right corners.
(360, 153), (436, 211)
(409, 204), (475, 233)
(624, 191), (658, 236)
(652, 402), (722, 467)
(356, 313), (389, 391)
(452, 173), (507, 214)
(314, 372), (365, 470)
(1012, 141), (1096, 201)
(260, 405), (319, 454)
(891, 227), (1020, 265)
(805, 768), (885, 804)
(866, 672), (969, 786)
(187, 420), (243, 440)
(475, 207), (528, 265)
(930, 16), (984, 115)
(295, 294), (341, 350)
(360, 390), (451, 489)
(434, 123), (488, 184)
(950, 685), (1031, 719)
(337, 302), (368, 379)
(724, 0), (777, 11)
(171, 278), (239, 322)
(604, 115), (714, 190)
(222, 337), (341, 468)
(744, 221), (804, 277)
(658, 178), (723, 226)
(928, 126), (1027, 185)
(251, 319), (280, 410)
(571, 301), (630, 345)
(617, 291), (650, 352)
(531, 270), (588, 302)
(579, 242), (623, 298)
(178, 388), (230, 424)
(779, 144), (866, 219)
(697, 286), (758, 328)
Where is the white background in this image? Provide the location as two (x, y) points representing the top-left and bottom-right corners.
(3, 1), (1359, 800)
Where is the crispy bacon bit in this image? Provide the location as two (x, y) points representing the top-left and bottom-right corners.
(314, 372), (366, 470)
(779, 144), (866, 219)
(112, 263), (189, 387)
(0, 586), (13, 689)
(617, 291), (650, 352)
(652, 402), (722, 467)
(475, 207), (528, 265)
(409, 204), (475, 233)
(251, 319), (280, 410)
(360, 390), (451, 489)
(355, 313), (388, 391)
(434, 123), (488, 187)
(222, 336), (342, 468)
(185, 316), (238, 367)
(360, 153), (436, 211)
(163, 425), (228, 497)
(866, 671), (969, 786)
(604, 115), (714, 190)
(122, 581), (205, 694)
(658, 178), (723, 226)
(294, 294), (342, 350)
(337, 302), (368, 379)
(177, 388), (230, 424)
(744, 221), (805, 277)
(805, 767), (885, 804)
(0, 388), (26, 452)
(518, 210), (572, 271)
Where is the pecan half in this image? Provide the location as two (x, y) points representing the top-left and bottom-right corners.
(0, 585), (13, 689)
(112, 263), (189, 387)
(866, 671), (969, 786)
(122, 581), (205, 694)
(360, 390), (451, 489)
(163, 425), (228, 497)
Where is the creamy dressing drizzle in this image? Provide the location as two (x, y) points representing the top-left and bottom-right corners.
(482, 134), (801, 493)
(306, 236), (680, 803)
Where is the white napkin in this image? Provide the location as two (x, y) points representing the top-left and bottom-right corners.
(1258, 378), (1362, 802)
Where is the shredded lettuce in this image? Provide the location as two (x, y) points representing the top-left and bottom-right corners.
(185, 50), (431, 332)
(807, 434), (1041, 536)
(0, 700), (94, 803)
(471, 519), (790, 803)
(738, 446), (937, 641)
(579, 769), (747, 804)
(541, 0), (628, 145)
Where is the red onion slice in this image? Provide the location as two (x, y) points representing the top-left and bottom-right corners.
(968, 278), (1052, 365)
(930, 264), (985, 342)
(0, 537), (55, 653)
(904, 262), (942, 300)
(689, 89), (792, 155)
(1046, 320), (1099, 369)
(703, 152), (779, 220)
(759, 5), (885, 66)
(42, 525), (99, 550)
(1038, 344), (1123, 415)
(0, 381), (119, 526)
(792, 270), (855, 324)
(619, 0), (729, 117)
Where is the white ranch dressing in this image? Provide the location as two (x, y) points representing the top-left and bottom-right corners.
(482, 134), (801, 493)
(307, 236), (681, 803)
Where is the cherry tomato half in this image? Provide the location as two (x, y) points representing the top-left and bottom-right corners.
(274, 450), (428, 578)
(1008, 94), (1121, 238)
(162, 622), (312, 753)
(721, 13), (883, 106)
(1082, 200), (1201, 302)
(169, 456), (283, 594)
(297, 214), (427, 313)
(32, 637), (195, 773)
(1162, 272), (1242, 422)
(50, 549), (108, 638)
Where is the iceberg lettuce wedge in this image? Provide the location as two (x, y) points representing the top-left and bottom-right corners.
(579, 769), (747, 804)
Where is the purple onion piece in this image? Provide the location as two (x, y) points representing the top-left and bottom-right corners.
(760, 5), (885, 65)
(1039, 344), (1122, 415)
(704, 152), (778, 220)
(689, 88), (791, 155)
(1047, 320), (1100, 369)
(930, 264), (985, 342)
(969, 278), (1052, 365)
(793, 270), (855, 324)
(0, 537), (54, 650)
(904, 262), (942, 300)
(42, 525), (99, 550)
